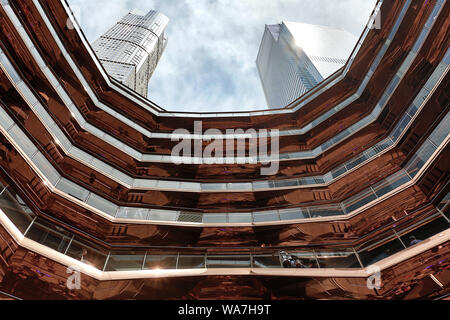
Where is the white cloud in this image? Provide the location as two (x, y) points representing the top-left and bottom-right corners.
(67, 0), (377, 112)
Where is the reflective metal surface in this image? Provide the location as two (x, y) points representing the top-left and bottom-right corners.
(0, 0), (447, 299)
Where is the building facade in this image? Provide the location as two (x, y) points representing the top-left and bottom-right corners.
(0, 0), (448, 300)
(256, 22), (357, 109)
(92, 10), (168, 97)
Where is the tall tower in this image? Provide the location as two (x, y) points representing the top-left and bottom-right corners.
(256, 22), (357, 109)
(92, 10), (169, 97)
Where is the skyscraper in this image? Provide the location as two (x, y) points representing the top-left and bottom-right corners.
(256, 22), (357, 108)
(92, 10), (169, 97)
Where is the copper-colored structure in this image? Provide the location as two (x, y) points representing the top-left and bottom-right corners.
(0, 0), (448, 300)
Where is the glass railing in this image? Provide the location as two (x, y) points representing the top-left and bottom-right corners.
(0, 45), (447, 196)
(0, 0), (444, 197)
(2, 0), (425, 144)
(0, 1), (447, 224)
(0, 182), (448, 273)
(356, 208), (450, 266)
(0, 100), (448, 223)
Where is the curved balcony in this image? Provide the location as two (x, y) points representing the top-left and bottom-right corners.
(0, 185), (448, 299)
(0, 0), (448, 301)
(0, 45), (447, 220)
(0, 40), (447, 208)
(0, 105), (447, 228)
(1, 0), (444, 168)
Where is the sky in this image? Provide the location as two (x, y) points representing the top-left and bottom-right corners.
(67, 0), (377, 112)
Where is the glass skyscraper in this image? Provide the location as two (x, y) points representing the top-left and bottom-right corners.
(256, 22), (357, 109)
(92, 10), (168, 97)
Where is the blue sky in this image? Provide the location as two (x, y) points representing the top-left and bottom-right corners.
(67, 0), (377, 112)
